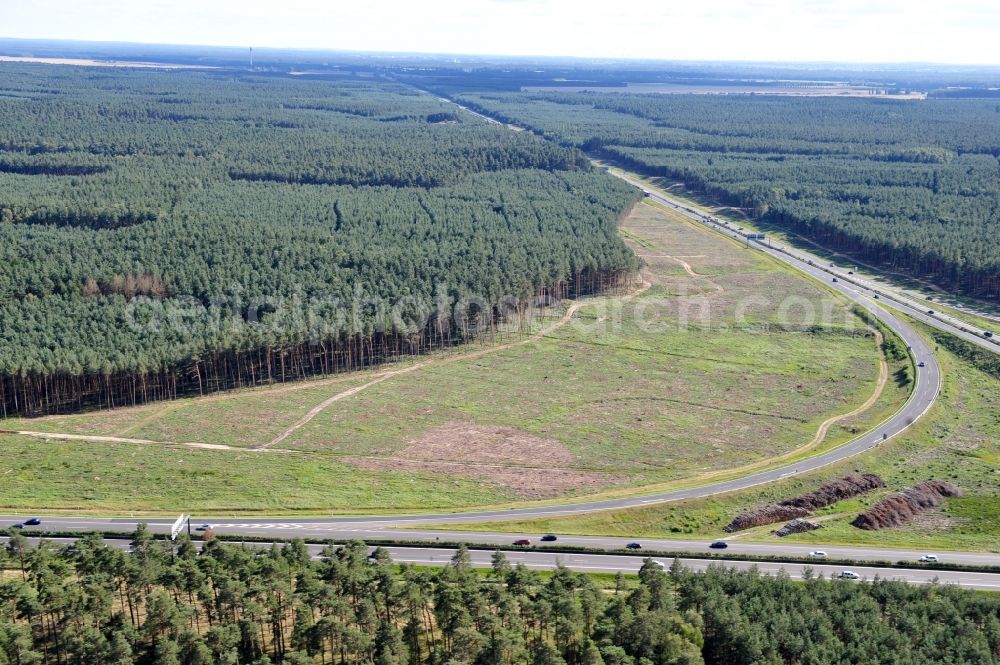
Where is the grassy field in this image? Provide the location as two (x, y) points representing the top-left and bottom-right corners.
(610, 166), (1000, 333)
(0, 435), (507, 513)
(0, 365), (401, 445)
(453, 321), (1000, 551)
(0, 202), (889, 512)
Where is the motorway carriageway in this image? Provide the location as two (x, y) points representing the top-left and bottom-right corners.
(3, 536), (999, 592)
(436, 90), (998, 354)
(613, 172), (998, 355)
(4, 518), (997, 570)
(0, 167), (965, 577)
(9, 100), (995, 586)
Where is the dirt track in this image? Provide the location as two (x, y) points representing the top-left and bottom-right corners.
(256, 276), (653, 449)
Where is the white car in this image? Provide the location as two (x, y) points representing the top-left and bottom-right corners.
(195, 523), (214, 531)
(809, 551), (828, 558)
(837, 571), (860, 580)
(918, 555), (938, 563)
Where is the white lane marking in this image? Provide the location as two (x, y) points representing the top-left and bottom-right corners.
(211, 523), (306, 529)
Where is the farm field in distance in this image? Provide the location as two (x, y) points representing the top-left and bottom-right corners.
(0, 202), (894, 513)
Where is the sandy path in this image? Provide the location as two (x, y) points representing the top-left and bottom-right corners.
(638, 252), (724, 293)
(256, 277), (653, 450)
(0, 279), (650, 454)
(0, 428), (280, 452)
(650, 330), (891, 488)
(799, 331), (890, 453)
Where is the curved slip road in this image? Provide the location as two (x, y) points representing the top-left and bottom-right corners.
(0, 186), (946, 539)
(1, 91), (989, 585)
(194, 188), (940, 526)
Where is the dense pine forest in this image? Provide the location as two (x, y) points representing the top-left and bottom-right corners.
(450, 91), (1000, 302)
(0, 65), (641, 416)
(1, 532), (997, 664)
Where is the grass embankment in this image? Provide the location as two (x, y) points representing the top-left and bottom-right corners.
(454, 321), (1000, 552)
(0, 202), (887, 512)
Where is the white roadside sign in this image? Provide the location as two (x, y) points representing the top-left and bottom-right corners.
(170, 514), (189, 541)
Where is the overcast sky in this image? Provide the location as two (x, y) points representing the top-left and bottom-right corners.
(4, 0), (1000, 65)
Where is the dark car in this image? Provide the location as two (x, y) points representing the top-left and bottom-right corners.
(985, 331), (994, 338)
(11, 523), (24, 529)
(847, 271), (854, 275)
(832, 277), (838, 282)
(625, 542), (642, 550)
(873, 294), (879, 299)
(709, 541), (728, 549)
(23, 517), (41, 526)
(927, 309), (935, 314)
(513, 539), (531, 547)
(540, 534), (557, 542)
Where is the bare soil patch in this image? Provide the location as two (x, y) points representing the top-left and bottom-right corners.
(396, 421), (575, 466)
(345, 421), (623, 498)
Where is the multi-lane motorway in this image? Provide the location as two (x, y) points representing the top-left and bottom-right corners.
(4, 518), (996, 568)
(4, 536), (999, 591)
(434, 89), (998, 353)
(6, 97), (994, 588)
(613, 172), (998, 354)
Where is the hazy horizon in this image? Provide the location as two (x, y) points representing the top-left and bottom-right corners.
(3, 0), (1000, 67)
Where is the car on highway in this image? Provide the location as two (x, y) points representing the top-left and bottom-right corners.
(918, 555), (939, 563)
(625, 542), (642, 550)
(832, 277), (838, 283)
(195, 524), (214, 531)
(927, 309), (935, 314)
(513, 539), (531, 547)
(540, 534), (557, 542)
(809, 551), (828, 558)
(837, 571), (861, 580)
(848, 271), (854, 275)
(653, 560), (667, 569)
(709, 541), (728, 549)
(11, 523), (24, 529)
(873, 294), (879, 299)
(918, 361), (925, 367)
(23, 517), (41, 526)
(985, 331), (994, 338)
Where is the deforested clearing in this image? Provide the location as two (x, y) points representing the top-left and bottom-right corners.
(0, 201), (887, 511)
